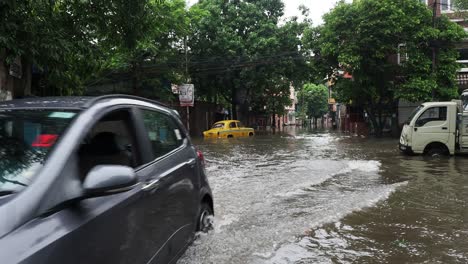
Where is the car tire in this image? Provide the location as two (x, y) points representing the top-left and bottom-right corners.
(249, 132), (254, 137)
(197, 203), (214, 233)
(227, 135), (233, 138)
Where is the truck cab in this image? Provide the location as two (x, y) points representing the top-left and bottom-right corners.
(399, 102), (458, 155)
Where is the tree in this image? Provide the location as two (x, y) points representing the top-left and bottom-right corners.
(91, 0), (191, 99)
(453, 0), (468, 11)
(188, 0), (309, 124)
(0, 0), (190, 100)
(298, 83), (328, 126)
(311, 0), (465, 136)
(0, 0), (100, 98)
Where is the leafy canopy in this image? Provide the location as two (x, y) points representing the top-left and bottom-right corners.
(189, 0), (309, 117)
(310, 0), (465, 134)
(298, 83), (329, 119)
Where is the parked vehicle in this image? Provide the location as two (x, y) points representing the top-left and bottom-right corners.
(0, 95), (213, 264)
(399, 97), (468, 156)
(203, 120), (255, 138)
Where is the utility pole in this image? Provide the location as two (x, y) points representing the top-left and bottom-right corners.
(432, 0), (438, 100)
(184, 36), (190, 133)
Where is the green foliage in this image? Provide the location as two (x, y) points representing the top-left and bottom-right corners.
(453, 0), (468, 11)
(0, 0), (191, 99)
(310, 0), (465, 134)
(86, 0), (191, 100)
(0, 0), (99, 94)
(298, 83), (328, 119)
(188, 0), (309, 119)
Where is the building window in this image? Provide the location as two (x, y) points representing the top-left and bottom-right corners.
(398, 44), (408, 65)
(441, 0), (454, 11)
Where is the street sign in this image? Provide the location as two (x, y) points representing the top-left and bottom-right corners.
(178, 84), (194, 107)
(171, 84), (179, 94)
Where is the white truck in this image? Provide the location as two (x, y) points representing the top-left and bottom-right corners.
(399, 90), (468, 156)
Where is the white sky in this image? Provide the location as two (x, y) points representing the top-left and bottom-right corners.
(283, 0), (343, 25)
(187, 0), (346, 26)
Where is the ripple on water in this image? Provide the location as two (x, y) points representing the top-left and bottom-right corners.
(178, 133), (408, 264)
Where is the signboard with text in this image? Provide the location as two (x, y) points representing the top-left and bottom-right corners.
(178, 84), (194, 107)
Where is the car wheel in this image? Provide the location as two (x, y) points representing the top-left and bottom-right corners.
(197, 203), (214, 233)
(249, 132), (254, 137)
(227, 135), (233, 138)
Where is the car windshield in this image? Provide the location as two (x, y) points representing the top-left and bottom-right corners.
(212, 123), (224, 129)
(0, 110), (76, 194)
(405, 105), (424, 125)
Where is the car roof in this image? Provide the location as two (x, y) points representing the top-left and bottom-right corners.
(0, 95), (168, 110)
(216, 120), (240, 123)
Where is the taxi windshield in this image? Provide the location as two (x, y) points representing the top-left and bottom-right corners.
(0, 109), (76, 195)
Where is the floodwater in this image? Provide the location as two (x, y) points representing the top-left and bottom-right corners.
(178, 128), (468, 264)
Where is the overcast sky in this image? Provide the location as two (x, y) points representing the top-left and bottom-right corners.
(187, 0), (345, 26)
(283, 0), (343, 25)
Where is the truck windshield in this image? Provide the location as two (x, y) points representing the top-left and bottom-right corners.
(406, 105), (424, 125)
(0, 109), (77, 195)
(462, 92), (468, 110)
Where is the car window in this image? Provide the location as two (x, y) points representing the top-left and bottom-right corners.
(212, 123), (224, 129)
(141, 109), (185, 159)
(77, 109), (139, 179)
(0, 109), (77, 193)
(415, 107), (447, 127)
(236, 122), (244, 128)
(229, 122), (237, 128)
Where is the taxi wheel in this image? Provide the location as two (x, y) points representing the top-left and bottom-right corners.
(249, 132), (254, 136)
(227, 135), (233, 138)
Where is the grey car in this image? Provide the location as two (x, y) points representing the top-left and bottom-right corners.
(0, 95), (214, 264)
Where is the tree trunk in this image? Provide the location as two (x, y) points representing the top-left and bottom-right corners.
(131, 62), (140, 96)
(233, 87), (248, 123)
(0, 51), (14, 100)
(236, 101), (249, 124)
(366, 107), (382, 137)
(13, 57), (32, 98)
(391, 99), (400, 137)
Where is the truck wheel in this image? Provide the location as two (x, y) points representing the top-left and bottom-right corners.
(426, 147), (447, 157)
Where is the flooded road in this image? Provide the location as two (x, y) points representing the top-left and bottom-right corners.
(178, 128), (468, 263)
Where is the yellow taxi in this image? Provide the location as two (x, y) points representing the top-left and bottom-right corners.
(203, 120), (255, 138)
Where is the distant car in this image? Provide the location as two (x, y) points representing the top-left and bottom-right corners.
(0, 95), (213, 264)
(203, 120), (255, 138)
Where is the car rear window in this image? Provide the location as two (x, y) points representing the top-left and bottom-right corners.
(0, 109), (77, 194)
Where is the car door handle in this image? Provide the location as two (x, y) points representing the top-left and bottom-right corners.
(414, 127), (418, 132)
(187, 158), (196, 167)
(142, 160), (194, 191)
(442, 127), (448, 130)
(142, 178), (161, 191)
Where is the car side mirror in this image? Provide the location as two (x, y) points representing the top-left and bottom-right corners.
(83, 165), (137, 197)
